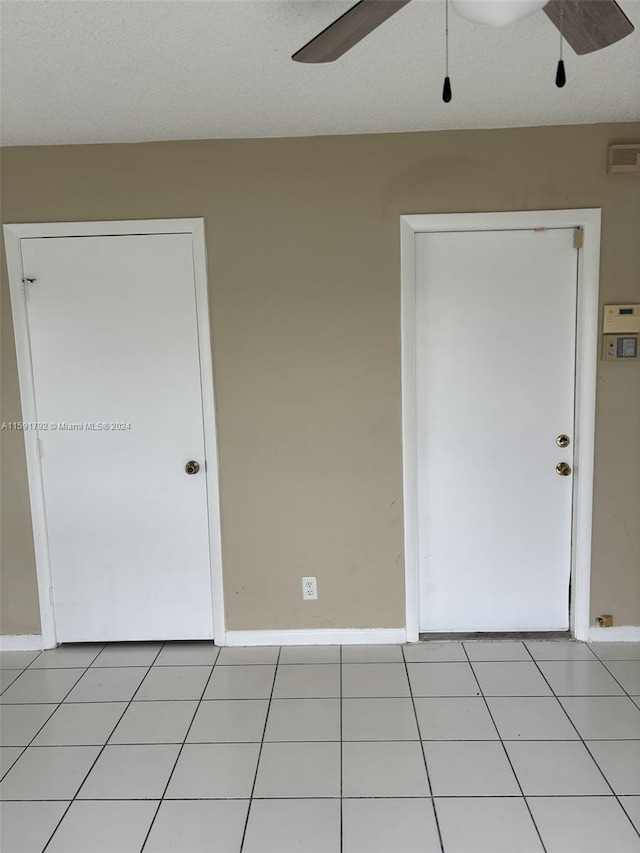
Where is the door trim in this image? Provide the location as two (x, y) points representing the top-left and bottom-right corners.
(3, 218), (226, 648)
(400, 209), (601, 643)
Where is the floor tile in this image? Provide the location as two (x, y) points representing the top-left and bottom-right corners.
(407, 662), (480, 697)
(591, 643), (640, 661)
(505, 740), (610, 795)
(144, 799), (249, 853)
(603, 660), (640, 695)
(279, 645), (340, 664)
(32, 702), (126, 746)
(0, 652), (41, 670)
(1, 671), (22, 692)
(560, 696), (640, 739)
(204, 664), (276, 699)
(1, 668), (84, 704)
(464, 641), (530, 661)
(528, 796), (640, 853)
(0, 801), (68, 852)
(0, 703), (57, 746)
(243, 799), (340, 853)
(436, 797), (544, 853)
(342, 741), (429, 797)
(342, 698), (419, 740)
(91, 642), (162, 667)
(77, 744), (179, 799)
(526, 640), (596, 661)
(342, 663), (410, 698)
(487, 696), (579, 740)
(46, 800), (158, 852)
(414, 697), (498, 740)
(343, 798), (441, 853)
(621, 797), (640, 833)
(537, 660), (625, 696)
(0, 747), (24, 777)
(133, 665), (211, 700)
(403, 641), (466, 662)
(165, 743), (260, 798)
(472, 662), (552, 696)
(109, 700), (197, 744)
(216, 646), (279, 665)
(188, 699), (269, 742)
(153, 641), (219, 667)
(29, 645), (103, 669)
(587, 741), (640, 794)
(254, 742), (340, 797)
(264, 698), (340, 741)
(0, 745), (100, 800)
(342, 644), (404, 663)
(272, 664), (339, 699)
(423, 741), (520, 796)
(64, 667), (148, 702)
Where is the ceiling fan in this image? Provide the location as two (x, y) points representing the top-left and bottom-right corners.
(292, 0), (635, 63)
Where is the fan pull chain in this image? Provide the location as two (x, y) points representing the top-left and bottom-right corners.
(556, 1), (566, 87)
(443, 0), (452, 102)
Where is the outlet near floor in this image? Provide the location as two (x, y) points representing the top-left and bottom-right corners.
(302, 576), (318, 600)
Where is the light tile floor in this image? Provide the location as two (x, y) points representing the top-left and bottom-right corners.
(1, 640), (639, 852)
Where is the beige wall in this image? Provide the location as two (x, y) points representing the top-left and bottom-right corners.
(1, 123), (639, 637)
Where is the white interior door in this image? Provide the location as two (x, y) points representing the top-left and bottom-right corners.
(20, 233), (214, 642)
(416, 228), (578, 633)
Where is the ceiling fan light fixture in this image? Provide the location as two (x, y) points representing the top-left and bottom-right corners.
(451, 0), (547, 27)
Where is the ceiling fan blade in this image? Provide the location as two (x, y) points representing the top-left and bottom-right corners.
(543, 0), (634, 55)
(292, 0), (412, 63)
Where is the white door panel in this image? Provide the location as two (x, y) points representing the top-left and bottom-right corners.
(416, 229), (577, 632)
(21, 233), (213, 642)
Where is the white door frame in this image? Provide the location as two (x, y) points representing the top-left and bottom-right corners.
(401, 209), (601, 643)
(3, 218), (227, 649)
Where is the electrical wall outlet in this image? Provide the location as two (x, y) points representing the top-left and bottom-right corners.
(302, 576), (318, 601)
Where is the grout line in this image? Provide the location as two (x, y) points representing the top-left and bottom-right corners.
(2, 691), (636, 704)
(588, 650), (639, 701)
(462, 644), (549, 853)
(0, 793), (633, 802)
(9, 655), (637, 669)
(26, 645), (106, 671)
(401, 644), (445, 853)
(523, 644), (640, 843)
(339, 645), (343, 853)
(14, 735), (640, 748)
(39, 641), (167, 853)
(2, 690), (636, 705)
(139, 646), (223, 851)
(237, 646), (282, 853)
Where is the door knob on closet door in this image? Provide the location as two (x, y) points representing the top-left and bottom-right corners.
(185, 461), (200, 475)
(555, 462), (571, 476)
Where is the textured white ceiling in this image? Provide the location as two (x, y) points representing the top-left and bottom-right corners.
(1, 0), (639, 146)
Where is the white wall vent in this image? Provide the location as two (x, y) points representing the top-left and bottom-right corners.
(608, 144), (640, 176)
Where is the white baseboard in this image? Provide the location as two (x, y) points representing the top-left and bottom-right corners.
(589, 626), (640, 643)
(0, 635), (44, 651)
(224, 628), (407, 647)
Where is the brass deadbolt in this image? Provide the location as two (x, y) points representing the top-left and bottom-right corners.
(185, 461), (200, 475)
(556, 434), (570, 448)
(556, 462), (571, 476)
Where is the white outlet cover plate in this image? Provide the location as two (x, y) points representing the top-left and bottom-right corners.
(302, 577), (318, 600)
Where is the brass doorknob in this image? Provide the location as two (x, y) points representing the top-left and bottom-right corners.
(185, 461), (200, 475)
(556, 434), (570, 448)
(556, 462), (571, 476)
